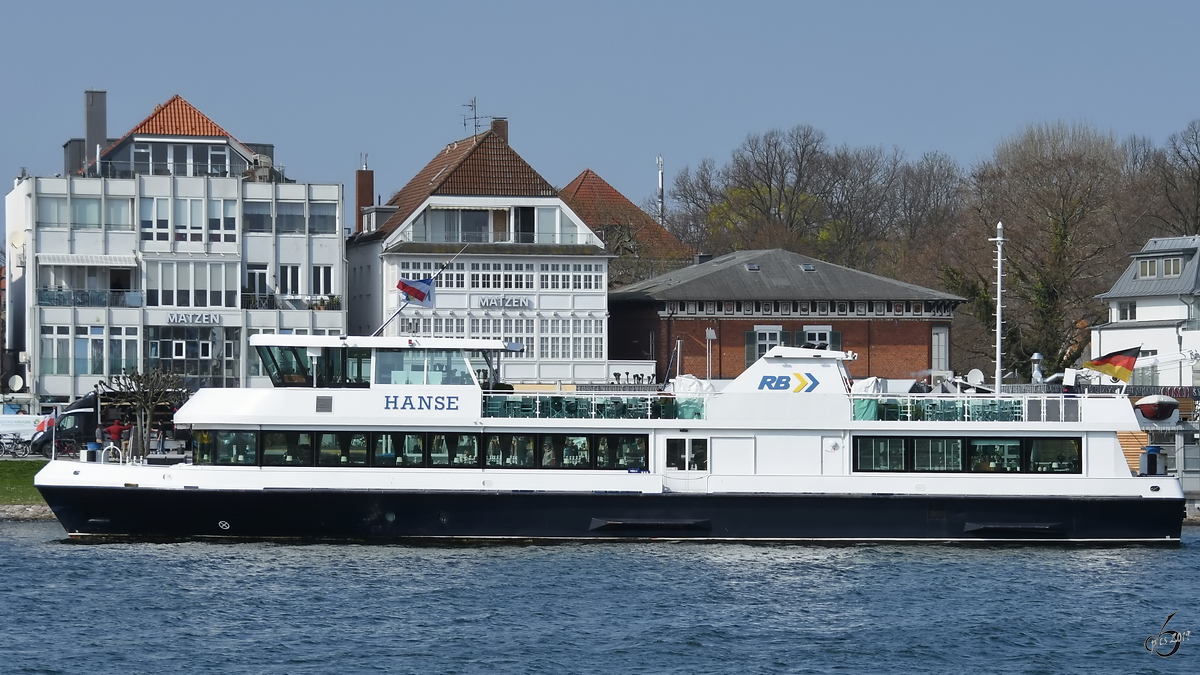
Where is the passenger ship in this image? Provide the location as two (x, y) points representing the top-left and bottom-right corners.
(35, 335), (1185, 543)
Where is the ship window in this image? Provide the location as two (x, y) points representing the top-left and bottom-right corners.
(484, 434), (537, 468)
(314, 347), (371, 388)
(539, 434), (591, 469)
(913, 438), (962, 471)
(261, 431), (314, 466)
(372, 432), (426, 467)
(429, 433), (480, 467)
(853, 437), (906, 472)
(968, 439), (1021, 473)
(595, 435), (649, 470)
(256, 345), (313, 387)
(316, 431), (368, 467)
(195, 430), (257, 466)
(1028, 438), (1081, 473)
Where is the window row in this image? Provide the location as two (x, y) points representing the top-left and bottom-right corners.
(408, 206), (587, 245)
(1137, 257), (1183, 280)
(38, 196), (133, 230)
(243, 201), (338, 235)
(398, 261), (466, 289)
(145, 261), (240, 308)
(194, 430), (650, 471)
(852, 436), (1082, 474)
(39, 325), (139, 376)
(140, 197), (238, 243)
(672, 299), (955, 318)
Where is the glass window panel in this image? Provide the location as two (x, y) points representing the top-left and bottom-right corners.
(913, 438), (963, 471)
(72, 198), (101, 229)
(105, 199), (131, 229)
(277, 202), (304, 233)
(309, 202), (337, 234)
(204, 430), (257, 466)
(484, 434), (536, 468)
(536, 207), (557, 243)
(428, 433), (478, 467)
(244, 201), (272, 232)
(316, 431), (368, 467)
(1029, 438), (1081, 474)
(969, 439), (1022, 473)
(595, 435), (649, 470)
(460, 210), (489, 242)
(560, 210), (579, 244)
(854, 437), (906, 471)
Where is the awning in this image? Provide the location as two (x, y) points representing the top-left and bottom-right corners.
(36, 254), (137, 267)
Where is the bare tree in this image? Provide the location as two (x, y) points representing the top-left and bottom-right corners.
(1145, 119), (1200, 235)
(943, 122), (1133, 378)
(813, 144), (904, 268)
(97, 369), (187, 459)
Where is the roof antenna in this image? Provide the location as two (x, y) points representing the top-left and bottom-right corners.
(657, 155), (665, 224)
(461, 96), (493, 140)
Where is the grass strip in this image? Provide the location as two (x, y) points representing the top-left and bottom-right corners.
(0, 461), (48, 505)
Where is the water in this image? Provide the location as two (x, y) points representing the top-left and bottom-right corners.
(1, 521), (1197, 674)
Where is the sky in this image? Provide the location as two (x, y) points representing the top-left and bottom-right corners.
(3, 0), (1200, 232)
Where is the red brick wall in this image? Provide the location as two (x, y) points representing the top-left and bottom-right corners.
(610, 301), (949, 381)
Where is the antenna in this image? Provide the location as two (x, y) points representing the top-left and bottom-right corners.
(461, 97), (493, 139)
(989, 221), (1006, 393)
(656, 156), (665, 224)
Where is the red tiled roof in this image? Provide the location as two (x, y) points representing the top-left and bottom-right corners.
(126, 95), (236, 138)
(87, 95), (243, 174)
(560, 169), (692, 258)
(367, 130), (557, 242)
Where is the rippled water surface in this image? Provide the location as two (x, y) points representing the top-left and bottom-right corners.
(1, 521), (1198, 673)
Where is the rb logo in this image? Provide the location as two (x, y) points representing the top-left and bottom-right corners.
(758, 375), (792, 390)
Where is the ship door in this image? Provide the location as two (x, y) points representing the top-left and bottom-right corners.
(665, 437), (709, 493)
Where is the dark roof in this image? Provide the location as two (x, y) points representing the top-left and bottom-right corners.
(360, 129), (557, 243)
(560, 169), (692, 258)
(1098, 236), (1200, 300)
(610, 249), (964, 303)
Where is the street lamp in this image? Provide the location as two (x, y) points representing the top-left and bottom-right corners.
(705, 328), (717, 380)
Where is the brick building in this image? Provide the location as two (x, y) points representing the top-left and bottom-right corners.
(608, 249), (963, 382)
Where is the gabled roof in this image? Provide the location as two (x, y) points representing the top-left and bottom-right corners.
(1098, 236), (1200, 300)
(610, 249), (964, 303)
(85, 95), (248, 174)
(363, 130), (557, 243)
(125, 95), (236, 138)
(560, 169), (692, 258)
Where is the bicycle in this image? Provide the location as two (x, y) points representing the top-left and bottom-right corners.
(0, 433), (30, 458)
(41, 437), (79, 459)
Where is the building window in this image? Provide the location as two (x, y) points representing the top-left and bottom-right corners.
(818, 302), (829, 316)
(39, 326), (71, 375)
(1139, 259), (1158, 279)
(277, 203), (305, 234)
(244, 201), (272, 232)
(173, 198), (204, 242)
(1118, 301), (1136, 321)
(140, 197), (170, 241)
(313, 266), (333, 295)
(1164, 257), (1182, 277)
(279, 265), (300, 294)
(874, 302), (885, 315)
(71, 198), (101, 230)
(37, 197), (69, 227)
(932, 326), (949, 372)
(209, 199), (237, 243)
(309, 203), (338, 234)
(105, 199), (133, 231)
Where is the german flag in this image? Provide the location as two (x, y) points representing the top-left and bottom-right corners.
(1083, 346), (1140, 382)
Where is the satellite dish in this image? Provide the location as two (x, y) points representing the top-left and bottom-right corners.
(7, 375), (23, 392)
(966, 369), (985, 386)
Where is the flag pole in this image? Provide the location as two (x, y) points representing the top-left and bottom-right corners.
(373, 244), (469, 337)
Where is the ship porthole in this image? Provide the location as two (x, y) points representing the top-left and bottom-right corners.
(438, 512), (449, 524)
(385, 512), (396, 522)
(218, 520), (230, 530)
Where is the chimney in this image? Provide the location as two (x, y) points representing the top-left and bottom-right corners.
(85, 90), (106, 175)
(355, 158), (374, 234)
(490, 118), (508, 144)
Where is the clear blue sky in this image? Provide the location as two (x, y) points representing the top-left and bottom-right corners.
(3, 0), (1199, 231)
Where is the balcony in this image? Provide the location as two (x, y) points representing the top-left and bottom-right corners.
(38, 288), (144, 308)
(241, 294), (342, 311)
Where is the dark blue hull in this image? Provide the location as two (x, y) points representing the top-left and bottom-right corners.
(36, 486), (1185, 544)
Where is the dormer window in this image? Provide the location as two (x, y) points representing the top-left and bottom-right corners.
(1164, 257), (1182, 277)
(1139, 259), (1157, 278)
(1118, 301), (1137, 321)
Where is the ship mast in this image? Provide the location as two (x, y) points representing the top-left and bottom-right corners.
(989, 221), (1006, 393)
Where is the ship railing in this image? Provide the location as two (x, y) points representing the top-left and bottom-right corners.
(849, 393), (1110, 422)
(481, 392), (707, 421)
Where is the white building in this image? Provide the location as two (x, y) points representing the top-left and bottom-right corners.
(347, 120), (622, 384)
(1092, 235), (1200, 386)
(3, 91), (345, 402)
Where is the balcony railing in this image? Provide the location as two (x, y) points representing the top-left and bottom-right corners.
(38, 288), (144, 308)
(242, 294), (342, 311)
(92, 160), (286, 181)
(849, 394), (1093, 423)
(482, 393), (706, 420)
